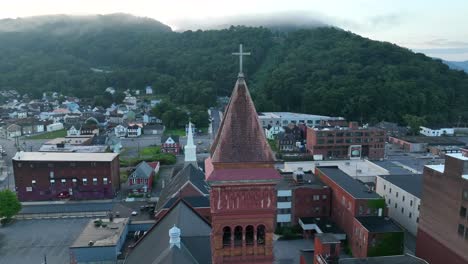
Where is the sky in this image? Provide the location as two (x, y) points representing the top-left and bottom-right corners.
(1, 0), (468, 61)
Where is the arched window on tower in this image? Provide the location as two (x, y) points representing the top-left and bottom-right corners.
(234, 226), (243, 246)
(257, 225), (265, 245)
(246, 225), (254, 245)
(222, 226), (231, 247)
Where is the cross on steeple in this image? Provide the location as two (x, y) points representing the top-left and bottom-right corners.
(232, 44), (251, 77)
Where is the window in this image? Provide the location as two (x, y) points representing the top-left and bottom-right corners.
(322, 195), (327, 200)
(257, 225), (265, 245)
(458, 224), (465, 237)
(313, 195), (320, 201)
(389, 188), (392, 194)
(416, 217), (419, 223)
(384, 185), (386, 190)
(222, 227), (231, 247)
(402, 196), (405, 202)
(410, 200), (413, 207)
(396, 192), (399, 198)
(50, 171), (54, 178)
(409, 212), (412, 219)
(359, 205), (364, 215)
(463, 189), (468, 201)
(246, 225), (254, 245)
(72, 178), (77, 184)
(103, 178), (108, 185)
(61, 179), (66, 185)
(342, 196), (345, 205)
(401, 207), (404, 214)
(315, 207), (320, 213)
(460, 206), (467, 218)
(348, 201), (352, 210)
(32, 180), (36, 187)
(234, 226), (242, 246)
(26, 187), (32, 192)
(50, 179), (55, 186)
(82, 178), (88, 185)
(394, 203), (397, 209)
(388, 199), (391, 205)
(70, 162), (76, 167)
(418, 205), (420, 211)
(93, 178), (98, 185)
(17, 163), (22, 168)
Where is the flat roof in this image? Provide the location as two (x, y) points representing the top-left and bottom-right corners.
(356, 216), (402, 233)
(258, 112), (337, 119)
(39, 145), (108, 153)
(316, 233), (340, 244)
(13, 151), (118, 162)
(277, 172), (327, 190)
(377, 174), (423, 198)
(425, 164), (445, 173)
(316, 166), (382, 199)
(394, 136), (465, 146)
(299, 217), (345, 234)
(446, 152), (468, 161)
(339, 254), (428, 264)
(71, 218), (128, 248)
(284, 160), (389, 178)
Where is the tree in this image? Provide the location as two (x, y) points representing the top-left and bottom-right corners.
(0, 190), (21, 224)
(403, 114), (426, 135)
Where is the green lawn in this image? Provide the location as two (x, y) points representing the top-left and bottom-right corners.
(120, 169), (129, 183)
(28, 129), (67, 140)
(139, 146), (161, 156)
(163, 128), (186, 136)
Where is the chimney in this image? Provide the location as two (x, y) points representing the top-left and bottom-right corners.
(169, 225), (181, 248)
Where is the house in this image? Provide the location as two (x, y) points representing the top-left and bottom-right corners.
(265, 125), (285, 140)
(67, 126), (81, 136)
(108, 113), (124, 124)
(80, 124), (99, 136)
(128, 161), (160, 193)
(127, 124), (142, 138)
(114, 125), (127, 137)
(419, 126), (455, 137)
(145, 86), (153, 95)
(46, 122), (64, 132)
(105, 87), (115, 94)
(161, 135), (180, 154)
(276, 132), (296, 152)
(6, 124), (22, 138)
(284, 123), (304, 141)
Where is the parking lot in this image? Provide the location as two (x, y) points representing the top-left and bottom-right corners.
(0, 218), (90, 264)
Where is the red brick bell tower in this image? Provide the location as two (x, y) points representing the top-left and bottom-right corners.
(205, 47), (280, 264)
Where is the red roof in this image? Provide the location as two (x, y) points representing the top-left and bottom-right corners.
(206, 168), (280, 182)
(147, 162), (160, 169)
(211, 76), (275, 163)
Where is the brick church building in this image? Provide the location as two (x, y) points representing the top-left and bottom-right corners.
(205, 70), (281, 263)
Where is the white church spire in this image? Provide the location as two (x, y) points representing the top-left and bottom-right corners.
(184, 122), (197, 164)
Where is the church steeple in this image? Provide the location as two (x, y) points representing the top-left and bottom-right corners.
(184, 121), (197, 164)
(206, 45), (280, 264)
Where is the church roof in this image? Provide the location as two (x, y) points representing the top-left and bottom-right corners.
(211, 76), (275, 163)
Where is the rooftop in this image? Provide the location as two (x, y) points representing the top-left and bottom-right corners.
(446, 152), (468, 161)
(377, 174), (423, 198)
(210, 76), (275, 164)
(277, 172), (327, 190)
(258, 112), (335, 120)
(339, 254), (428, 264)
(284, 160), (389, 178)
(299, 217), (345, 234)
(425, 164), (445, 173)
(355, 216), (402, 233)
(39, 145), (108, 153)
(394, 136), (466, 146)
(316, 166), (382, 199)
(13, 151), (119, 162)
(71, 218), (128, 248)
(315, 233), (340, 244)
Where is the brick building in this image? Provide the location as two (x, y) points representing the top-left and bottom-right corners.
(315, 166), (403, 258)
(306, 122), (385, 160)
(415, 151), (468, 264)
(13, 152), (120, 201)
(205, 73), (281, 264)
(276, 169), (331, 227)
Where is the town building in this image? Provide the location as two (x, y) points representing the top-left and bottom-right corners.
(375, 174), (422, 236)
(389, 135), (466, 153)
(306, 122), (386, 160)
(419, 126), (455, 137)
(127, 124), (142, 138)
(70, 218), (129, 263)
(258, 112), (344, 128)
(154, 163), (210, 222)
(374, 121), (408, 139)
(145, 86), (153, 95)
(276, 168), (331, 227)
(307, 233), (427, 264)
(114, 124), (127, 137)
(161, 135), (180, 154)
(315, 166), (403, 258)
(128, 161), (159, 193)
(124, 199), (212, 264)
(415, 151), (468, 264)
(12, 152), (120, 201)
(264, 125), (285, 140)
(205, 69), (281, 263)
(67, 125), (81, 136)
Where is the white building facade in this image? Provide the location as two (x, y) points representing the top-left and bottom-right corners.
(276, 189), (292, 227)
(419, 126), (454, 137)
(375, 174), (422, 236)
(258, 112), (344, 128)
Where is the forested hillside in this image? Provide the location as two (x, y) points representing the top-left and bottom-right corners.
(0, 14), (467, 125)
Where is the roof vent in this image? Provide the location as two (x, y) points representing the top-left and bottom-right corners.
(169, 225), (181, 248)
(88, 240), (94, 246)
